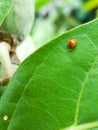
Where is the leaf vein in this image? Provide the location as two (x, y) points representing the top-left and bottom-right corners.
(74, 55), (98, 125)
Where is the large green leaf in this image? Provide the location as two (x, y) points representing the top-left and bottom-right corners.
(0, 0), (15, 25)
(0, 19), (98, 130)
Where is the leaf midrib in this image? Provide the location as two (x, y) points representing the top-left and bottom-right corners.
(74, 55), (98, 125)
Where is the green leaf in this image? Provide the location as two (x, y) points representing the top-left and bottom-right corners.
(35, 0), (52, 11)
(0, 0), (15, 25)
(83, 0), (98, 11)
(0, 19), (98, 130)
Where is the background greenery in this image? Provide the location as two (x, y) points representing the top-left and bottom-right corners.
(32, 0), (98, 49)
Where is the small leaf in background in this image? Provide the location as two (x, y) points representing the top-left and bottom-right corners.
(2, 0), (35, 37)
(35, 0), (51, 11)
(0, 0), (15, 25)
(0, 18), (98, 130)
(0, 0), (15, 96)
(83, 0), (98, 11)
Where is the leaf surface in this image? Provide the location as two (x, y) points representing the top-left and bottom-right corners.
(0, 0), (15, 25)
(0, 19), (98, 130)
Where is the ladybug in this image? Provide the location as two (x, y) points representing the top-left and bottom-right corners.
(68, 39), (76, 49)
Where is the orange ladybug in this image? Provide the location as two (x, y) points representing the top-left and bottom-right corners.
(68, 39), (76, 49)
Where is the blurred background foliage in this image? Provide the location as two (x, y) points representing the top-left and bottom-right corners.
(1, 0), (97, 62)
(31, 0), (98, 49)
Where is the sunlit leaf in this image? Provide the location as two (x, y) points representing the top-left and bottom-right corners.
(83, 0), (98, 11)
(35, 0), (52, 11)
